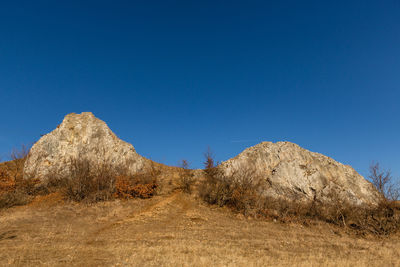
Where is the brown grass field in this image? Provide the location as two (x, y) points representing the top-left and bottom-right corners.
(0, 190), (399, 266)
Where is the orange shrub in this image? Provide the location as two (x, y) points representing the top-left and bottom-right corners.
(115, 175), (158, 199)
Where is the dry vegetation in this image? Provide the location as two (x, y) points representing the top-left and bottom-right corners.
(369, 162), (399, 201)
(0, 147), (399, 265)
(199, 165), (400, 235)
(198, 151), (400, 236)
(0, 147), (39, 209)
(0, 191), (399, 266)
(176, 160), (195, 194)
(0, 147), (162, 208)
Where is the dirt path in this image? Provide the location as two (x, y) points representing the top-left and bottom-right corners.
(85, 191), (189, 244)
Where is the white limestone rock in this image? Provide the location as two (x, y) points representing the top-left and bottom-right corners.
(218, 142), (380, 205)
(23, 112), (147, 182)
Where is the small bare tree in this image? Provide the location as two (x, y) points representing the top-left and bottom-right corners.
(369, 162), (399, 201)
(203, 146), (215, 169)
(10, 145), (29, 161)
(9, 145), (29, 181)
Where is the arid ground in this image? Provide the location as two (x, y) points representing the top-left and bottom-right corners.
(0, 191), (399, 267)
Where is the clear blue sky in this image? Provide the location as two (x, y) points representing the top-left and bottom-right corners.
(0, 1), (399, 179)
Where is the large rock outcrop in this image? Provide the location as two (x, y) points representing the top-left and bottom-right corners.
(24, 112), (148, 182)
(218, 142), (380, 205)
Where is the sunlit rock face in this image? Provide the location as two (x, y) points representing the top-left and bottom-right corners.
(24, 112), (148, 182)
(218, 142), (380, 205)
(24, 112), (380, 206)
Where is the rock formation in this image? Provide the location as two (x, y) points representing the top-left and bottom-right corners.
(23, 112), (148, 182)
(218, 142), (380, 205)
(24, 112), (380, 205)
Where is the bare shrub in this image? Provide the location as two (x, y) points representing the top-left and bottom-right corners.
(199, 166), (229, 206)
(199, 147), (228, 205)
(60, 159), (160, 202)
(204, 147), (215, 169)
(0, 177), (39, 209)
(5, 144), (30, 181)
(0, 145), (40, 209)
(47, 159), (159, 202)
(199, 149), (262, 216)
(0, 190), (31, 209)
(59, 158), (116, 203)
(198, 150), (400, 235)
(0, 174), (41, 208)
(252, 191), (400, 235)
(369, 162), (399, 201)
(0, 168), (15, 192)
(177, 160), (195, 194)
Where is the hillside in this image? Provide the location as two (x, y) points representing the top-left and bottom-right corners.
(0, 191), (399, 266)
(0, 112), (398, 266)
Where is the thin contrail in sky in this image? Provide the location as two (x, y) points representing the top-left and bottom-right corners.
(230, 139), (258, 143)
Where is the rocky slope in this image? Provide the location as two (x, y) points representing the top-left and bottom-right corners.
(23, 112), (148, 182)
(218, 142), (380, 205)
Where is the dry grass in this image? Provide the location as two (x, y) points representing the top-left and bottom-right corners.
(0, 191), (399, 266)
(198, 165), (400, 236)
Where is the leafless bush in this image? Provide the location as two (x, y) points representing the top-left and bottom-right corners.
(4, 144), (29, 181)
(199, 149), (262, 216)
(0, 176), (39, 209)
(177, 160), (195, 194)
(199, 166), (228, 206)
(52, 159), (160, 202)
(0, 145), (39, 209)
(369, 162), (399, 201)
(199, 147), (226, 205)
(0, 190), (31, 209)
(198, 150), (400, 235)
(59, 158), (116, 203)
(8, 155), (161, 204)
(204, 147), (215, 169)
(253, 189), (400, 235)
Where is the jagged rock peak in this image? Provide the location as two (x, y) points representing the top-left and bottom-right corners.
(23, 112), (147, 182)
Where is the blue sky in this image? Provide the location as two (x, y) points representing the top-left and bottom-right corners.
(0, 1), (399, 179)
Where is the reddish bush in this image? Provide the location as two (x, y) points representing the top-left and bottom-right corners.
(115, 175), (158, 199)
